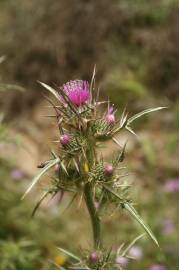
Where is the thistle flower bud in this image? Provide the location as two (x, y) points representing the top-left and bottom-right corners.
(104, 163), (113, 176)
(89, 252), (99, 263)
(105, 106), (115, 125)
(106, 113), (115, 125)
(60, 134), (70, 146)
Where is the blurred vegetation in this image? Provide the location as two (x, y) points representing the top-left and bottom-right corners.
(0, 0), (179, 269)
(0, 0), (179, 116)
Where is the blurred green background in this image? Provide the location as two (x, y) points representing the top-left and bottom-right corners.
(0, 0), (179, 269)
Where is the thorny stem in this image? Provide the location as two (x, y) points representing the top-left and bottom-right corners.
(84, 182), (101, 249)
(82, 133), (102, 249)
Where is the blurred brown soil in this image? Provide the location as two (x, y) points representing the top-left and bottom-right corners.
(1, 100), (57, 174)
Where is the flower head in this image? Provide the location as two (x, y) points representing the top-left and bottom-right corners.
(60, 134), (71, 146)
(89, 252), (99, 263)
(11, 169), (25, 180)
(161, 219), (175, 235)
(128, 245), (143, 260)
(63, 80), (90, 107)
(104, 163), (113, 176)
(54, 255), (66, 266)
(116, 257), (128, 267)
(105, 106), (115, 125)
(164, 179), (179, 192)
(149, 264), (167, 270)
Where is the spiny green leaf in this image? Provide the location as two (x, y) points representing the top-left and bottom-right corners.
(73, 158), (79, 172)
(102, 184), (123, 201)
(127, 107), (167, 125)
(61, 161), (69, 175)
(38, 81), (60, 100)
(31, 191), (50, 217)
(114, 142), (127, 165)
(49, 260), (67, 270)
(22, 158), (60, 199)
(57, 247), (81, 262)
(124, 203), (159, 247)
(90, 64), (96, 93)
(121, 233), (145, 256)
(125, 126), (138, 137)
(103, 185), (159, 247)
(60, 193), (77, 215)
(90, 65), (96, 104)
(120, 108), (128, 128)
(51, 149), (59, 159)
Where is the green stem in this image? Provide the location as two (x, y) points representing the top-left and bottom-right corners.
(84, 183), (101, 249)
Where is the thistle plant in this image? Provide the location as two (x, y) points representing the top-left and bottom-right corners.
(22, 68), (165, 269)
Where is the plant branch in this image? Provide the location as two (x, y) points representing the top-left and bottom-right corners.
(84, 182), (101, 249)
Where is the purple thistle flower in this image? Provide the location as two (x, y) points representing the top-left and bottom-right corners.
(128, 245), (143, 260)
(105, 106), (115, 125)
(104, 163), (113, 176)
(63, 80), (90, 107)
(161, 219), (175, 236)
(116, 257), (129, 267)
(11, 169), (25, 180)
(60, 134), (71, 146)
(149, 264), (167, 270)
(164, 179), (179, 193)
